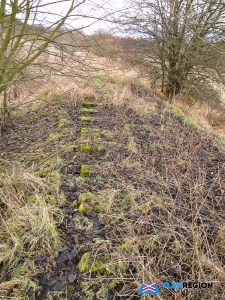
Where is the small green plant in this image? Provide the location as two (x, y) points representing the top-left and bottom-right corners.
(80, 143), (105, 153)
(39, 156), (63, 178)
(78, 202), (93, 213)
(79, 192), (96, 204)
(93, 175), (104, 184)
(95, 145), (105, 153)
(47, 195), (57, 205)
(80, 143), (92, 152)
(67, 285), (75, 293)
(80, 164), (92, 176)
(80, 128), (89, 137)
(81, 116), (95, 122)
(57, 117), (71, 128)
(72, 200), (78, 207)
(150, 111), (159, 118)
(124, 123), (136, 130)
(66, 178), (75, 187)
(78, 252), (109, 275)
(149, 143), (161, 150)
(150, 235), (160, 250)
(75, 176), (86, 183)
(113, 76), (125, 84)
(73, 217), (93, 231)
(91, 77), (104, 88)
(108, 280), (118, 290)
(80, 281), (95, 298)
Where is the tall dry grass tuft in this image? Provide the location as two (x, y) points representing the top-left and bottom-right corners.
(173, 93), (225, 138)
(0, 161), (63, 299)
(111, 79), (158, 115)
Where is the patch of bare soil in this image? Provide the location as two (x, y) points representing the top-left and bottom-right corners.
(1, 93), (225, 299)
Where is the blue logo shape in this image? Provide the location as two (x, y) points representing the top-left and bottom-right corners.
(138, 282), (160, 295)
(162, 282), (183, 289)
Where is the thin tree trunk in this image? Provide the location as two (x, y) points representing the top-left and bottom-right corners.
(1, 89), (10, 131)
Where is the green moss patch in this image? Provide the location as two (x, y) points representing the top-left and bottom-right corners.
(82, 102), (98, 108)
(81, 108), (98, 114)
(72, 199), (78, 207)
(80, 142), (105, 153)
(80, 143), (92, 152)
(57, 117), (71, 128)
(80, 128), (89, 137)
(80, 164), (92, 176)
(78, 252), (92, 272)
(75, 192), (101, 214)
(81, 116), (95, 122)
(80, 128), (100, 138)
(78, 251), (127, 276)
(78, 202), (93, 213)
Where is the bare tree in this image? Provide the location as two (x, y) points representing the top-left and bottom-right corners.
(0, 0), (74, 129)
(0, 0), (109, 131)
(122, 0), (225, 100)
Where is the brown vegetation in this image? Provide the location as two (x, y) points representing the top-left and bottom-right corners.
(1, 72), (225, 299)
(1, 8), (225, 297)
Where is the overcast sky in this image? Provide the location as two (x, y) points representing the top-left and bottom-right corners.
(32, 0), (127, 34)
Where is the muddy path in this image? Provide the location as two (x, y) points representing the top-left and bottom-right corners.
(1, 94), (225, 299)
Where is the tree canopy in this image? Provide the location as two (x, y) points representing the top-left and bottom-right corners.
(123, 0), (225, 99)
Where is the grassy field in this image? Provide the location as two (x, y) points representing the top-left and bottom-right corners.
(1, 60), (225, 299)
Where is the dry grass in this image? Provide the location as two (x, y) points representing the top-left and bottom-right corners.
(79, 135), (225, 299)
(98, 179), (225, 298)
(173, 94), (225, 138)
(97, 76), (158, 117)
(75, 80), (225, 299)
(1, 44), (225, 299)
(2, 32), (225, 139)
(0, 161), (63, 299)
(98, 72), (225, 139)
(207, 112), (225, 129)
(0, 87), (82, 298)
